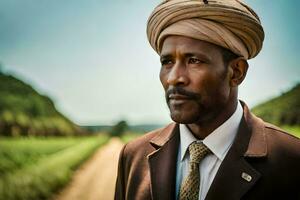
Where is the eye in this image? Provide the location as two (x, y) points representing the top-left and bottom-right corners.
(188, 57), (203, 64)
(160, 59), (173, 66)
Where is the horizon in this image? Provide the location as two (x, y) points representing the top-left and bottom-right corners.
(1, 69), (299, 127)
(0, 0), (299, 125)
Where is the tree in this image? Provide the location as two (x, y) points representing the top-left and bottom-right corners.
(0, 63), (3, 74)
(110, 120), (128, 137)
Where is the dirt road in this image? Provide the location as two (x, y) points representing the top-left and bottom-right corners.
(53, 137), (124, 200)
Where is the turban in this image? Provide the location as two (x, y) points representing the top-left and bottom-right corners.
(147, 0), (265, 59)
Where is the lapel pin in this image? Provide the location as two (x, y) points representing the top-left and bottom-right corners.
(241, 172), (252, 182)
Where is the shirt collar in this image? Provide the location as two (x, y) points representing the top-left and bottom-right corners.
(179, 102), (243, 161)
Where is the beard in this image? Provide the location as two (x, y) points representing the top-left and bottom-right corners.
(166, 87), (204, 124)
(165, 86), (225, 124)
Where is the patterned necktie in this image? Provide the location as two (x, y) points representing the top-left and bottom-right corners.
(179, 141), (211, 200)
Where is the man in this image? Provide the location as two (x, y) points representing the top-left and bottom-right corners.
(115, 0), (300, 199)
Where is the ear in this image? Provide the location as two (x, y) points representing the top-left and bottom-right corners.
(228, 57), (248, 87)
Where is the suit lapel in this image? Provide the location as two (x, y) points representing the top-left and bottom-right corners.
(146, 103), (267, 200)
(205, 103), (267, 200)
(148, 123), (180, 200)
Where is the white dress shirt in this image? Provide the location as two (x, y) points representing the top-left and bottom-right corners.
(175, 102), (243, 200)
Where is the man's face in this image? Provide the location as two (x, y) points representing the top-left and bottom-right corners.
(159, 36), (232, 124)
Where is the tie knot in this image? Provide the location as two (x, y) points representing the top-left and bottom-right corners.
(189, 142), (211, 163)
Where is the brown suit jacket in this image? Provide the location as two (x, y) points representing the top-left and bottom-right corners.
(115, 103), (300, 200)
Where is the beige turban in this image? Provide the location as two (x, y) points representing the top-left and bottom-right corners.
(147, 0), (265, 59)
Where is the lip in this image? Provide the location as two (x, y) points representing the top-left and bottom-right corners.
(169, 94), (192, 105)
(168, 94), (191, 100)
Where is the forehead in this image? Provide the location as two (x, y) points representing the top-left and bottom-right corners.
(160, 35), (223, 57)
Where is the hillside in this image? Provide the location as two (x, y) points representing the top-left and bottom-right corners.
(0, 72), (83, 136)
(252, 83), (300, 126)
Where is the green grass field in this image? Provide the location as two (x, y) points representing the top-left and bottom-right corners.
(0, 135), (109, 200)
(1, 126), (297, 200)
(121, 132), (142, 143)
(283, 126), (300, 138)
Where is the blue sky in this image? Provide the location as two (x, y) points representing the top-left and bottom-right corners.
(0, 0), (299, 125)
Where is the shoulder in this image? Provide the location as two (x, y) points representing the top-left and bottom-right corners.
(123, 126), (164, 153)
(263, 122), (300, 155)
(245, 111), (300, 180)
(256, 120), (300, 184)
(242, 101), (300, 155)
(249, 111), (300, 159)
(120, 123), (175, 161)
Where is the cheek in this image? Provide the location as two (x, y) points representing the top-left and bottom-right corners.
(159, 69), (168, 90)
(207, 76), (231, 103)
(191, 70), (229, 100)
(189, 71), (215, 91)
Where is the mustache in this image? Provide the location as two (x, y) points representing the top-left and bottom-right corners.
(166, 87), (200, 101)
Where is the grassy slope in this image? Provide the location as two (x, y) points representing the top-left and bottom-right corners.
(252, 84), (300, 126)
(0, 73), (81, 136)
(252, 84), (300, 138)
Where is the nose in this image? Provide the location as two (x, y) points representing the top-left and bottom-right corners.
(167, 61), (189, 86)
